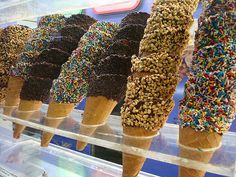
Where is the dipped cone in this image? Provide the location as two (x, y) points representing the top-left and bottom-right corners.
(3, 77), (24, 116)
(76, 96), (117, 151)
(123, 126), (158, 177)
(41, 99), (74, 147)
(14, 100), (42, 139)
(179, 127), (222, 177)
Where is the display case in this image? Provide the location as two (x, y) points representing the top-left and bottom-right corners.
(0, 1), (235, 177)
(0, 120), (157, 177)
(0, 105), (236, 177)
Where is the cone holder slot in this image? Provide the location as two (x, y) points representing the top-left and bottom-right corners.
(2, 106), (18, 117)
(45, 116), (67, 120)
(178, 142), (222, 152)
(3, 105), (18, 108)
(123, 132), (160, 139)
(15, 109), (39, 113)
(0, 104), (236, 177)
(80, 122), (106, 128)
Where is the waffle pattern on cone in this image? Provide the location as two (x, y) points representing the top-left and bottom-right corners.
(122, 0), (199, 131)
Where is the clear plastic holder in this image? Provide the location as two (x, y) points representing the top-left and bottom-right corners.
(0, 120), (157, 177)
(0, 0), (132, 24)
(2, 106), (18, 118)
(0, 104), (236, 177)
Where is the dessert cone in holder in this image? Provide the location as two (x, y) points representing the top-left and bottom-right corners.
(14, 100), (42, 139)
(41, 99), (74, 147)
(123, 127), (158, 177)
(3, 77), (24, 116)
(179, 127), (222, 177)
(77, 96), (117, 150)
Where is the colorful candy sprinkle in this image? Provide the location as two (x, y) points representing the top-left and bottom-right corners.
(179, 0), (236, 134)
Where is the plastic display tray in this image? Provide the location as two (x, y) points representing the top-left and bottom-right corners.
(0, 121), (156, 177)
(0, 105), (236, 177)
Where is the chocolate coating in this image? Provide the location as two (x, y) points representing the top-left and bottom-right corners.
(120, 12), (150, 28)
(108, 39), (140, 57)
(29, 62), (61, 79)
(20, 76), (53, 102)
(95, 55), (131, 76)
(65, 14), (97, 30)
(38, 48), (70, 65)
(60, 26), (86, 42)
(114, 24), (145, 41)
(88, 74), (127, 102)
(49, 36), (78, 54)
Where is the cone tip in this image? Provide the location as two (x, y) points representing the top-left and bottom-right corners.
(41, 132), (53, 147)
(122, 153), (144, 177)
(76, 141), (88, 151)
(13, 124), (25, 139)
(13, 131), (21, 139)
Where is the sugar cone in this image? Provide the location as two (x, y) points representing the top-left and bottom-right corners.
(41, 99), (74, 147)
(3, 77), (24, 116)
(123, 126), (158, 177)
(14, 100), (42, 139)
(76, 96), (117, 151)
(179, 127), (222, 177)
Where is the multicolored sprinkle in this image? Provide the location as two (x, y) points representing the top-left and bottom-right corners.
(10, 15), (65, 78)
(51, 22), (118, 104)
(179, 0), (236, 134)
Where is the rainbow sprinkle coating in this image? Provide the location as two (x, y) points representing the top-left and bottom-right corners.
(179, 0), (236, 134)
(51, 22), (118, 104)
(10, 15), (65, 78)
(38, 14), (66, 30)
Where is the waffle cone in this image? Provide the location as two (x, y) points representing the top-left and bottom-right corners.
(122, 126), (158, 177)
(3, 77), (24, 116)
(41, 99), (74, 147)
(77, 96), (117, 151)
(179, 127), (222, 177)
(3, 106), (17, 116)
(14, 100), (42, 139)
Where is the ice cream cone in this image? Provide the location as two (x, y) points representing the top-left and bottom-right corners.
(3, 106), (17, 116)
(14, 100), (42, 139)
(41, 99), (74, 147)
(76, 96), (117, 151)
(179, 127), (222, 177)
(3, 76), (24, 116)
(122, 126), (158, 177)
